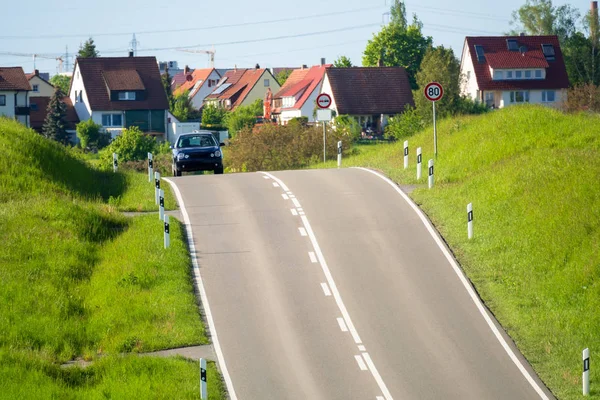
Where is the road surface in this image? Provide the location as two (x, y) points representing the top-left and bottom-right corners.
(167, 168), (553, 400)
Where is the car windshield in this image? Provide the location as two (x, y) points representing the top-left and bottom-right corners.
(177, 134), (217, 148)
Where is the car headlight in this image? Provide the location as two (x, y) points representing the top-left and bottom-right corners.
(214, 150), (221, 157)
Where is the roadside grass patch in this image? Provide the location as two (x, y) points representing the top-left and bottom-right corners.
(313, 105), (600, 399)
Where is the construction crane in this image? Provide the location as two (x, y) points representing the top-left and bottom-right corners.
(0, 51), (64, 73)
(176, 47), (215, 68)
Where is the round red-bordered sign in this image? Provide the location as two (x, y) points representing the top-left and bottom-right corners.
(316, 93), (332, 109)
(424, 82), (444, 102)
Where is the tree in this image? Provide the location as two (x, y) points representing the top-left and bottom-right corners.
(275, 69), (293, 86)
(509, 0), (580, 43)
(201, 103), (228, 127)
(414, 46), (463, 121)
(171, 90), (200, 122)
(226, 99), (263, 137)
(333, 56), (353, 68)
(99, 126), (157, 169)
(76, 119), (109, 151)
(42, 88), (70, 145)
(78, 37), (99, 58)
(49, 75), (71, 94)
(161, 67), (173, 107)
(363, 6), (432, 89)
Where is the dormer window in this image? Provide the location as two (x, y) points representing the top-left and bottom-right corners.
(118, 91), (136, 100)
(493, 70), (503, 80)
(507, 39), (518, 51)
(542, 44), (555, 61)
(475, 45), (485, 63)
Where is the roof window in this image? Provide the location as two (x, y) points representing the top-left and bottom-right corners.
(507, 39), (519, 51)
(542, 44), (556, 61)
(474, 45), (485, 63)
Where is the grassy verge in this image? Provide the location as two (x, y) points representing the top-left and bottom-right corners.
(0, 118), (223, 398)
(312, 105), (600, 399)
(109, 170), (178, 212)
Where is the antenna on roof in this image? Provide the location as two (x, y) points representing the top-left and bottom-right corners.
(129, 33), (139, 57)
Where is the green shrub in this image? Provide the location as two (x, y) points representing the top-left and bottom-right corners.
(226, 99), (263, 138)
(76, 119), (110, 151)
(333, 115), (361, 142)
(201, 103), (228, 127)
(385, 105), (424, 140)
(98, 127), (158, 169)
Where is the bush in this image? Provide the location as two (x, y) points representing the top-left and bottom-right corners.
(98, 127), (158, 170)
(455, 96), (489, 115)
(76, 119), (110, 151)
(563, 83), (600, 113)
(225, 123), (353, 172)
(385, 105), (425, 140)
(226, 99), (263, 138)
(333, 115), (361, 142)
(201, 104), (228, 127)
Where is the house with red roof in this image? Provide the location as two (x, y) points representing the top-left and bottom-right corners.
(174, 68), (221, 109)
(26, 70), (55, 98)
(69, 55), (170, 138)
(460, 35), (569, 108)
(272, 64), (330, 124)
(320, 67), (414, 134)
(204, 66), (280, 111)
(0, 67), (31, 127)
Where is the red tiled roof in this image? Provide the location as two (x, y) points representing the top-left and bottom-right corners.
(76, 56), (169, 111)
(274, 68), (310, 97)
(0, 67), (31, 91)
(464, 36), (569, 90)
(274, 65), (330, 110)
(206, 68), (275, 110)
(174, 68), (219, 96)
(326, 67), (414, 115)
(30, 96), (79, 131)
(102, 69), (145, 91)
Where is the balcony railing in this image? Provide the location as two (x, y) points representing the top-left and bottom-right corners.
(15, 106), (30, 116)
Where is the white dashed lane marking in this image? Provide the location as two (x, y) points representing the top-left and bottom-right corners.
(337, 317), (349, 332)
(298, 227), (307, 237)
(282, 194), (289, 200)
(355, 355), (368, 371)
(273, 182), (280, 187)
(308, 252), (318, 263)
(292, 198), (301, 208)
(291, 209), (298, 216)
(321, 282), (332, 297)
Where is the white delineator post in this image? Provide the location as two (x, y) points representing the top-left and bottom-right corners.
(467, 203), (473, 239)
(337, 141), (342, 168)
(404, 140), (409, 169)
(583, 348), (590, 396)
(159, 189), (165, 221)
(200, 358), (208, 399)
(154, 172), (161, 205)
(164, 214), (170, 249)
(428, 159), (434, 189)
(148, 152), (153, 183)
(417, 147), (422, 180)
(112, 153), (118, 172)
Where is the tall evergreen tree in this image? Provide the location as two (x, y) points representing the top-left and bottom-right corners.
(42, 89), (70, 145)
(161, 66), (173, 107)
(78, 37), (99, 58)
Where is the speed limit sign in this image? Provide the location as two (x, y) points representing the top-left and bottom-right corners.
(424, 82), (444, 102)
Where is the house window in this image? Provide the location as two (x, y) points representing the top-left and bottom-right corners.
(515, 71), (522, 79)
(0, 95), (5, 106)
(493, 70), (503, 80)
(102, 114), (123, 127)
(506, 71), (513, 79)
(510, 91), (529, 103)
(264, 79), (270, 87)
(485, 92), (495, 107)
(118, 91), (136, 100)
(30, 103), (38, 111)
(525, 70), (532, 78)
(535, 70), (543, 79)
(542, 90), (556, 102)
(32, 84), (39, 92)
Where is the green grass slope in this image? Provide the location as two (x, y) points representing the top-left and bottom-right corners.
(318, 105), (600, 399)
(0, 118), (216, 397)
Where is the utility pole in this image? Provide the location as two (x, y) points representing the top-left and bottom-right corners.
(64, 45), (71, 73)
(130, 33), (139, 56)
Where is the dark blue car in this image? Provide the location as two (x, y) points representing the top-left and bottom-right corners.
(171, 132), (223, 176)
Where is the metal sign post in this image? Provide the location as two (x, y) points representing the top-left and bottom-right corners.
(424, 82), (444, 159)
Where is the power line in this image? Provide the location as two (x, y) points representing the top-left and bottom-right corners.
(0, 6), (386, 40)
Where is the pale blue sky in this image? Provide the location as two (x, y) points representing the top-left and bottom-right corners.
(0, 0), (592, 75)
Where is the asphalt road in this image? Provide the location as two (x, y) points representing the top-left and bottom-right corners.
(168, 168), (554, 400)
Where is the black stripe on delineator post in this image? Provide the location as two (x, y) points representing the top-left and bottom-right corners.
(468, 211), (473, 222)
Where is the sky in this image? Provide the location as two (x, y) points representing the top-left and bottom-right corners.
(0, 0), (593, 76)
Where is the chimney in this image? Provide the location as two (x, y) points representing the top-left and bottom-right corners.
(34, 69), (39, 76)
(128, 50), (134, 57)
(320, 58), (326, 66)
(184, 65), (190, 75)
(255, 63), (260, 69)
(301, 64), (308, 70)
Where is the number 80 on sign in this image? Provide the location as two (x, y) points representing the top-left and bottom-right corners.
(424, 82), (444, 102)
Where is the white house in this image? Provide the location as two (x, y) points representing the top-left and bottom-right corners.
(173, 68), (221, 109)
(271, 64), (329, 124)
(0, 67), (31, 127)
(460, 35), (569, 108)
(26, 70), (55, 98)
(69, 55), (170, 138)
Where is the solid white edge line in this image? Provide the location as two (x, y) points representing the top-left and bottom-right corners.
(273, 182), (280, 187)
(263, 176), (270, 179)
(337, 317), (349, 332)
(260, 171), (394, 400)
(291, 209), (298, 216)
(292, 198), (302, 208)
(355, 355), (368, 371)
(377, 396), (385, 400)
(298, 227), (307, 237)
(362, 353), (393, 400)
(163, 178), (238, 400)
(282, 193), (289, 200)
(353, 167), (550, 400)
(309, 251), (318, 263)
(321, 282), (332, 296)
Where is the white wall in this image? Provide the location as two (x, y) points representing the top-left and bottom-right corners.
(280, 109), (302, 124)
(0, 91), (16, 119)
(28, 76), (55, 97)
(500, 89), (567, 108)
(320, 74), (338, 116)
(300, 84), (322, 123)
(460, 43), (479, 100)
(167, 112), (201, 143)
(190, 70), (222, 109)
(70, 63), (92, 121)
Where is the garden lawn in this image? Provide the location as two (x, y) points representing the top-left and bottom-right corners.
(313, 105), (600, 399)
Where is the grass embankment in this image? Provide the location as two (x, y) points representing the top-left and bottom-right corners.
(0, 119), (223, 398)
(316, 105), (600, 399)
